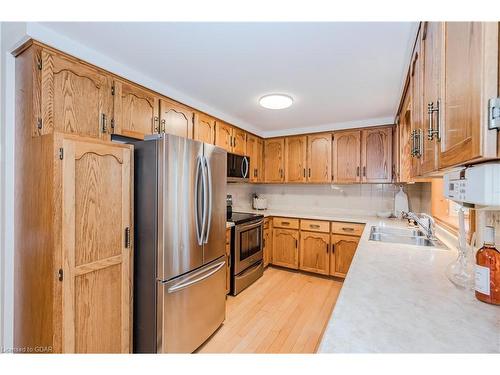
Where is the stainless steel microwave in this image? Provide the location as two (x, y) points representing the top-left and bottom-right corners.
(227, 153), (249, 182)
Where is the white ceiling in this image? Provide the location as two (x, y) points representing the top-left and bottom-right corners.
(38, 22), (417, 137)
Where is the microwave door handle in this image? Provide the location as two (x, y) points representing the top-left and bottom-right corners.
(203, 155), (212, 244)
(241, 157), (249, 178)
(194, 156), (204, 246)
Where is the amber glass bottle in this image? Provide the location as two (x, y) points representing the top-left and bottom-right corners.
(475, 226), (500, 305)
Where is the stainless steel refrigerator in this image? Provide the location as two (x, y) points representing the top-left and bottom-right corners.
(122, 134), (227, 353)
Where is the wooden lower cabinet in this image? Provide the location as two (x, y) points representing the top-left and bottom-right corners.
(299, 231), (330, 275)
(263, 219), (273, 267)
(330, 234), (360, 278)
(272, 228), (299, 269)
(14, 130), (133, 353)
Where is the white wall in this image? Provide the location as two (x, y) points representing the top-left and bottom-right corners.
(1, 21), (28, 351)
(227, 182), (431, 216)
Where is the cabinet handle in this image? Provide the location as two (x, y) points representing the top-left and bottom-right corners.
(363, 166), (366, 177)
(101, 113), (107, 133)
(303, 168), (306, 178)
(342, 227), (355, 232)
(310, 224), (320, 229)
(281, 221), (290, 225)
(153, 116), (159, 133)
(331, 244), (335, 254)
(308, 168), (311, 178)
(427, 100), (441, 141)
(356, 166), (360, 176)
(295, 239), (298, 248)
(326, 243), (329, 253)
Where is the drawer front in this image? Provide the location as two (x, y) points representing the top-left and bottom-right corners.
(300, 219), (330, 233)
(273, 217), (299, 229)
(264, 218), (271, 229)
(331, 222), (365, 236)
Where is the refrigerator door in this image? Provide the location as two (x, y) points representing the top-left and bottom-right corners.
(158, 135), (204, 281)
(202, 144), (227, 264)
(157, 256), (226, 353)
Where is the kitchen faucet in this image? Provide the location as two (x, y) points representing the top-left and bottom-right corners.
(401, 211), (436, 240)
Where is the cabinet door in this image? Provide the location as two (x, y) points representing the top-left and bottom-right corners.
(113, 80), (160, 138)
(299, 231), (330, 275)
(246, 134), (263, 182)
(215, 120), (233, 151)
(331, 234), (359, 278)
(193, 112), (216, 144)
(284, 136), (307, 183)
(272, 228), (298, 269)
(421, 22), (442, 174)
(440, 22), (498, 168)
(361, 127), (392, 183)
(332, 130), (361, 183)
(232, 128), (247, 155)
(41, 50), (113, 139)
(264, 138), (285, 182)
(263, 227), (272, 267)
(410, 36), (424, 178)
(400, 93), (413, 183)
(159, 98), (194, 138)
(61, 138), (132, 353)
(255, 138), (264, 182)
(307, 133), (332, 183)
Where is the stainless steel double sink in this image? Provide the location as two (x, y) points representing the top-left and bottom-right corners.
(368, 226), (448, 249)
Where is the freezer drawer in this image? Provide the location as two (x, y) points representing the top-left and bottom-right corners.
(157, 256), (226, 353)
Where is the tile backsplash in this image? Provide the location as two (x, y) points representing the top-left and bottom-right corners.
(227, 183), (431, 216)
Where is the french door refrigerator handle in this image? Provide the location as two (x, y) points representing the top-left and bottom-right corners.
(194, 155), (204, 246)
(166, 260), (225, 294)
(202, 155), (212, 244)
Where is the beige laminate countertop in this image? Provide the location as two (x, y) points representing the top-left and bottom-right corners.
(234, 208), (500, 353)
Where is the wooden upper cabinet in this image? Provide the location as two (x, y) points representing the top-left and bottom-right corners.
(330, 234), (359, 278)
(255, 138), (264, 183)
(307, 133), (332, 183)
(232, 128), (247, 155)
(264, 138), (285, 183)
(113, 80), (160, 139)
(215, 120), (233, 151)
(421, 22), (442, 174)
(361, 127), (393, 183)
(299, 231), (330, 275)
(246, 134), (264, 182)
(61, 137), (132, 353)
(332, 130), (361, 183)
(440, 22), (498, 168)
(399, 92), (413, 183)
(194, 112), (216, 144)
(272, 228), (299, 269)
(284, 136), (307, 183)
(40, 50), (113, 140)
(411, 35), (424, 178)
(159, 98), (194, 139)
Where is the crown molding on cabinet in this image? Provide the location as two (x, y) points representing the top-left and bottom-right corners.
(261, 116), (395, 138)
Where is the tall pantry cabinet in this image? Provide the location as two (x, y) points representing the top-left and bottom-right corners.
(14, 42), (133, 353)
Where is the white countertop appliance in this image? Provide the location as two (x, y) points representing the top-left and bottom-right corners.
(443, 162), (500, 208)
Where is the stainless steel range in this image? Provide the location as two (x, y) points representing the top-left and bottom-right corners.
(227, 201), (264, 295)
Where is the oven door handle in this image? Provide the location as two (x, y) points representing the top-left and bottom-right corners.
(235, 219), (264, 232)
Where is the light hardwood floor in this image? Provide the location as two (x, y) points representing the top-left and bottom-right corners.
(197, 266), (343, 353)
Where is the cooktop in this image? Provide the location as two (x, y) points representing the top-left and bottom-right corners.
(227, 211), (264, 225)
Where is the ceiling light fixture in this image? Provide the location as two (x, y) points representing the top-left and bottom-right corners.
(259, 94), (293, 110)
